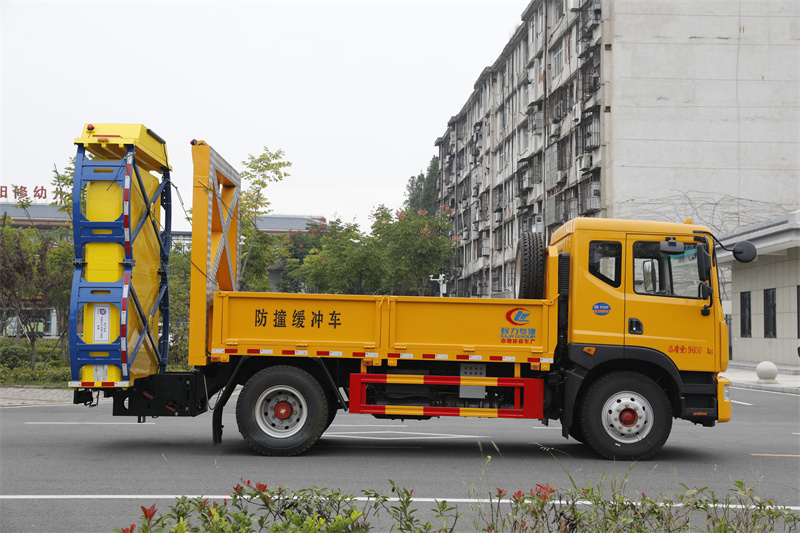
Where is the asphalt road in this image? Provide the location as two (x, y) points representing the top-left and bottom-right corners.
(1, 387), (798, 532)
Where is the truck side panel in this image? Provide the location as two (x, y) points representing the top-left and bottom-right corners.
(209, 292), (383, 359)
(390, 296), (557, 364)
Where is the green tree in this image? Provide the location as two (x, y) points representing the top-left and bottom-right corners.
(371, 205), (454, 296)
(0, 224), (66, 369)
(50, 158), (75, 220)
(276, 223), (327, 293)
(166, 243), (191, 367)
(42, 239), (73, 362)
(238, 147), (292, 291)
(403, 156), (439, 214)
(296, 220), (385, 295)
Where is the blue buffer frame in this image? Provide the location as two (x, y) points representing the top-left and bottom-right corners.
(69, 144), (172, 387)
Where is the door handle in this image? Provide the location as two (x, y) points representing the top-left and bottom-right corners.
(628, 317), (644, 335)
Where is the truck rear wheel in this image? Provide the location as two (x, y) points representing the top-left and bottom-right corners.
(236, 365), (329, 456)
(579, 371), (671, 460)
(515, 231), (545, 299)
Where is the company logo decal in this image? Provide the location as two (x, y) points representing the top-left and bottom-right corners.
(501, 308), (536, 344)
(592, 302), (611, 316)
(506, 308), (530, 325)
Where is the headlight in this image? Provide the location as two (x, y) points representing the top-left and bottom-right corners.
(723, 384), (731, 402)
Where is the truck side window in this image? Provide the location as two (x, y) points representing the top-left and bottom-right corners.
(633, 241), (701, 299)
(589, 241), (621, 288)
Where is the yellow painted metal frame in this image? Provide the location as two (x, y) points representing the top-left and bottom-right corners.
(189, 141), (241, 367)
(75, 123), (171, 173)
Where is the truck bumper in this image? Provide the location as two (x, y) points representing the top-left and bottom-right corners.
(717, 375), (732, 423)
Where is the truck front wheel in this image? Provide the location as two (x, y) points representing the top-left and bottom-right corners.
(236, 366), (329, 456)
(579, 372), (672, 460)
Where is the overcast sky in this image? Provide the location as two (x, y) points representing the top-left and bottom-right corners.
(1, 0), (529, 232)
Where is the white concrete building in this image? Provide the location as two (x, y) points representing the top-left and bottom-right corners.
(435, 0), (799, 298)
(718, 210), (800, 366)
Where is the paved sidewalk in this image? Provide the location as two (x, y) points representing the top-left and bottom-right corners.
(1, 359), (797, 408)
(720, 360), (800, 395)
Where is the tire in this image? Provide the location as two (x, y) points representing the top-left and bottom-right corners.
(236, 365), (329, 456)
(579, 371), (672, 460)
(515, 231), (545, 300)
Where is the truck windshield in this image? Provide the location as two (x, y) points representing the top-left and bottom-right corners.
(632, 241), (702, 299)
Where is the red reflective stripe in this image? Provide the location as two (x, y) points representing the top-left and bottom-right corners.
(456, 354), (469, 360)
(317, 351), (330, 356)
(490, 356), (503, 361)
(247, 349), (260, 354)
(422, 354), (435, 359)
(527, 357), (540, 363)
(224, 349), (237, 354)
(388, 353), (400, 358)
(352, 352), (365, 358)
(282, 350), (295, 355)
(423, 407), (460, 417)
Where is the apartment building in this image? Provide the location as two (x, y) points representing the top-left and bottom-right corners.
(435, 0), (799, 298)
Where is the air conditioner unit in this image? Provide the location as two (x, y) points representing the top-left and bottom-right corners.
(572, 105), (581, 122)
(567, 0), (580, 11)
(555, 170), (565, 184)
(481, 246), (491, 257)
(494, 211), (503, 223)
(549, 123), (560, 139)
(578, 153), (592, 171)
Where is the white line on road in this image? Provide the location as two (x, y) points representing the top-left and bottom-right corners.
(1, 495), (798, 511)
(24, 422), (156, 425)
(329, 424), (407, 427)
(324, 430), (488, 440)
(731, 400), (753, 406)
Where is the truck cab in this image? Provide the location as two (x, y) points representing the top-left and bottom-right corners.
(546, 218), (737, 458)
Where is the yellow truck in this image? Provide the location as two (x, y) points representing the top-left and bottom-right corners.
(68, 125), (757, 460)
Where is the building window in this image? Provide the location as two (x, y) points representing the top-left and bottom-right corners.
(740, 291), (751, 338)
(553, 41), (564, 77)
(764, 288), (776, 338)
(537, 4), (544, 35)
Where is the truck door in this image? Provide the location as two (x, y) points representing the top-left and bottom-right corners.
(624, 235), (717, 371)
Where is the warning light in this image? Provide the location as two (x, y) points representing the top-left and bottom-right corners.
(583, 346), (596, 355)
(87, 124), (94, 131)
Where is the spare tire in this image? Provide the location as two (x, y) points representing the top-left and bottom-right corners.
(515, 231), (545, 299)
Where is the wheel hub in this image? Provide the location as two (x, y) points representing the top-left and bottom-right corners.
(618, 407), (638, 427)
(253, 386), (308, 439)
(601, 392), (653, 443)
(274, 401), (293, 420)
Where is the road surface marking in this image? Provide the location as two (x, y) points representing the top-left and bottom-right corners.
(751, 454), (800, 457)
(731, 400), (753, 406)
(25, 422), (156, 425)
(0, 495), (797, 511)
(330, 424), (407, 427)
(323, 430), (489, 440)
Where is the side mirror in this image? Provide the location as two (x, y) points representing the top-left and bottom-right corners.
(733, 241), (757, 263)
(697, 243), (712, 282)
(642, 260), (656, 293)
